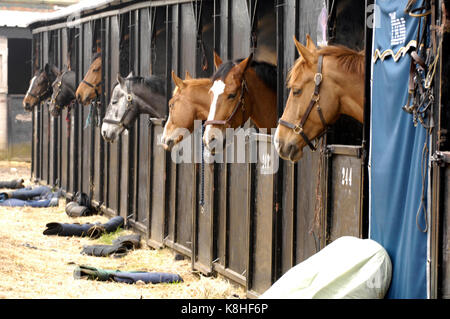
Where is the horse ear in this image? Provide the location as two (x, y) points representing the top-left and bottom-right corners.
(305, 34), (317, 51)
(236, 53), (253, 74)
(44, 63), (50, 75)
(213, 51), (223, 70)
(293, 36), (315, 65)
(127, 71), (134, 78)
(171, 71), (186, 89)
(185, 71), (193, 80)
(117, 73), (125, 88)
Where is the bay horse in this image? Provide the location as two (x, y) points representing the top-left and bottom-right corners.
(101, 72), (166, 143)
(202, 54), (278, 152)
(75, 52), (102, 106)
(23, 63), (59, 111)
(49, 69), (76, 117)
(161, 71), (212, 151)
(274, 36), (365, 163)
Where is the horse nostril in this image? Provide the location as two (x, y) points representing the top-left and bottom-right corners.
(166, 139), (174, 149)
(287, 143), (298, 156)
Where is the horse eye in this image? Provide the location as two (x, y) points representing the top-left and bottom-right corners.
(228, 93), (236, 100)
(293, 89), (302, 96)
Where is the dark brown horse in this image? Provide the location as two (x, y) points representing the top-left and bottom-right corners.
(274, 36), (365, 162)
(202, 53), (278, 152)
(49, 69), (76, 117)
(23, 63), (59, 111)
(75, 53), (102, 105)
(161, 71), (212, 151)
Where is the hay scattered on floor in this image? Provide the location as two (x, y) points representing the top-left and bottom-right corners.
(0, 161), (246, 299)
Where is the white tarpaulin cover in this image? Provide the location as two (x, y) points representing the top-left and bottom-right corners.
(260, 236), (392, 299)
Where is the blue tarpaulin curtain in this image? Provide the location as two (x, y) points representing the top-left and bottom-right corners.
(370, 0), (429, 298)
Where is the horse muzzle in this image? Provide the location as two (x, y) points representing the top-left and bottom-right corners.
(275, 138), (303, 163)
(161, 138), (175, 151)
(101, 128), (118, 143)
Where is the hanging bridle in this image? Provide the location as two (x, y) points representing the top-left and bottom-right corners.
(278, 55), (328, 151)
(204, 78), (248, 128)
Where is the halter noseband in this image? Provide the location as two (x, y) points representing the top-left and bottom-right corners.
(204, 77), (248, 128)
(278, 55), (328, 151)
(82, 79), (101, 98)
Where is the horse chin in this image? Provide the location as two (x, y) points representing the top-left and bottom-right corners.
(50, 107), (61, 117)
(102, 127), (125, 143)
(288, 148), (303, 163)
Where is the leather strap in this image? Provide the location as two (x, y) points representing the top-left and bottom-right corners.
(278, 55), (327, 152)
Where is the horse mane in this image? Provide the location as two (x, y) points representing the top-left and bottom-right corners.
(127, 75), (166, 95)
(288, 45), (364, 87)
(212, 59), (277, 92)
(110, 75), (166, 97)
(142, 75), (166, 95)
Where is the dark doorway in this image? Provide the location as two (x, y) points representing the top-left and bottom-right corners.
(7, 38), (32, 94)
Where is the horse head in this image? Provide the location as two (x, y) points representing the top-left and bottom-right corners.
(76, 53), (102, 105)
(102, 72), (166, 143)
(23, 63), (59, 111)
(274, 35), (365, 162)
(161, 71), (212, 151)
(49, 69), (76, 117)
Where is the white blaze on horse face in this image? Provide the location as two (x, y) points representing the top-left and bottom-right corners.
(204, 80), (225, 146)
(26, 76), (37, 98)
(208, 80), (225, 122)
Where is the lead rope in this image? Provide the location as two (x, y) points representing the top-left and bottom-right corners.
(416, 124), (431, 233)
(310, 137), (326, 252)
(199, 122), (205, 213)
(84, 100), (95, 129)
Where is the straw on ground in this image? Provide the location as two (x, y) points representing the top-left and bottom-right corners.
(0, 161), (245, 299)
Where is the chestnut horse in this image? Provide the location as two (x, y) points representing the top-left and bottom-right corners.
(161, 71), (212, 151)
(75, 52), (102, 105)
(23, 63), (59, 111)
(202, 54), (278, 152)
(274, 36), (365, 162)
(49, 69), (76, 117)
